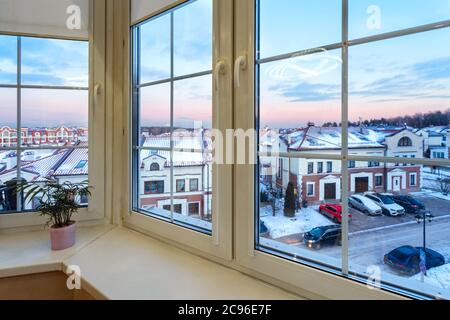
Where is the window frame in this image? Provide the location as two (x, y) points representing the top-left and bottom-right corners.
(124, 0), (233, 261)
(0, 0), (107, 230)
(234, 0), (450, 300)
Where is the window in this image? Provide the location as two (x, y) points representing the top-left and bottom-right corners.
(145, 181), (164, 194)
(131, 0), (215, 233)
(317, 162), (323, 174)
(247, 0), (450, 300)
(150, 163), (160, 171)
(327, 161), (333, 173)
(375, 175), (383, 187)
(307, 162), (314, 174)
(0, 35), (89, 214)
(306, 182), (315, 197)
(190, 178), (199, 192)
(176, 179), (186, 193)
(188, 202), (200, 216)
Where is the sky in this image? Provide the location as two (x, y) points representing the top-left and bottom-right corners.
(1, 0), (450, 130)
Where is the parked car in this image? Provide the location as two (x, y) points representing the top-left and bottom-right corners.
(319, 204), (352, 224)
(303, 225), (342, 250)
(384, 246), (445, 275)
(390, 195), (425, 214)
(364, 193), (405, 216)
(348, 195), (382, 216)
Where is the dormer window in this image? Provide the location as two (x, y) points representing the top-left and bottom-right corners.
(398, 137), (413, 147)
(150, 163), (160, 171)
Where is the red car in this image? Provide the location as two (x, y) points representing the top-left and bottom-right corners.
(319, 204), (352, 224)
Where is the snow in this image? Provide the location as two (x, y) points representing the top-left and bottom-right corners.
(260, 205), (335, 239)
(412, 264), (450, 291)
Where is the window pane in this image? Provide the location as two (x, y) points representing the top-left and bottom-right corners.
(258, 0), (341, 59)
(139, 83), (171, 147)
(259, 50), (342, 129)
(21, 89), (88, 147)
(139, 13), (171, 84)
(257, 155), (342, 270)
(22, 37), (88, 87)
(174, 0), (212, 76)
(349, 0), (450, 40)
(349, 161), (450, 299)
(349, 28), (450, 130)
(174, 75), (212, 130)
(0, 35), (17, 84)
(0, 88), (17, 149)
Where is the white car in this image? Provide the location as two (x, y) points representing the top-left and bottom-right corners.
(348, 195), (383, 216)
(364, 193), (405, 217)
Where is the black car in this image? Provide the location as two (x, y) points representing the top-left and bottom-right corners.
(384, 246), (445, 275)
(390, 195), (425, 214)
(303, 225), (342, 250)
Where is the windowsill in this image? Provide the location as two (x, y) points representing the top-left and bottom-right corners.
(0, 224), (302, 300)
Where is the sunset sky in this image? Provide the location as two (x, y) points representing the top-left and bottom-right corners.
(1, 0), (450, 130)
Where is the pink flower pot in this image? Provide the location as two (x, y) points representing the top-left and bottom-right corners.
(49, 222), (76, 251)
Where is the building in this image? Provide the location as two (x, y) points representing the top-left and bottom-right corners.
(416, 126), (450, 159)
(139, 132), (212, 221)
(272, 126), (423, 204)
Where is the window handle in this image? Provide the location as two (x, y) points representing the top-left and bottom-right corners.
(234, 54), (247, 88)
(93, 83), (101, 108)
(214, 60), (227, 91)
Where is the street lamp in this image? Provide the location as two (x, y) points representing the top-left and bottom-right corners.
(415, 210), (434, 276)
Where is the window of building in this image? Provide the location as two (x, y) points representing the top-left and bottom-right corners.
(398, 137), (413, 147)
(348, 160), (356, 168)
(327, 161), (333, 173)
(176, 179), (186, 193)
(375, 175), (383, 187)
(306, 183), (315, 197)
(410, 173), (417, 187)
(307, 162), (314, 174)
(190, 179), (199, 192)
(150, 163), (160, 171)
(317, 162), (323, 174)
(188, 202), (200, 216)
(145, 181), (164, 194)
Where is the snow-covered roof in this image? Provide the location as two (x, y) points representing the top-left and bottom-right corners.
(53, 148), (89, 176)
(284, 127), (386, 151)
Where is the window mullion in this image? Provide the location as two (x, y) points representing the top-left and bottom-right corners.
(16, 36), (22, 212)
(169, 11), (175, 224)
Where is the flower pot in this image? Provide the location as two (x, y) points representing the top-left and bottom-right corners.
(49, 222), (76, 251)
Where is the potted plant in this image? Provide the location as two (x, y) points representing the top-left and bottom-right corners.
(18, 179), (92, 251)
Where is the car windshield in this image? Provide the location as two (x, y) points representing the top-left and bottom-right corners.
(310, 228), (324, 238)
(379, 195), (395, 204)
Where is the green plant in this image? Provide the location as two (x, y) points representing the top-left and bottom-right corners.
(18, 179), (92, 228)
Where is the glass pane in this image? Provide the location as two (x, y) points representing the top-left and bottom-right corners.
(21, 89), (88, 147)
(349, 28), (450, 131)
(0, 88), (17, 149)
(172, 150), (212, 231)
(258, 0), (341, 59)
(174, 0), (212, 76)
(19, 148), (88, 210)
(21, 37), (88, 87)
(257, 155), (342, 269)
(0, 35), (17, 84)
(348, 161), (450, 299)
(140, 83), (171, 148)
(136, 149), (172, 217)
(139, 13), (171, 84)
(349, 0), (450, 40)
(174, 75), (212, 130)
(0, 167), (18, 214)
(259, 50), (342, 129)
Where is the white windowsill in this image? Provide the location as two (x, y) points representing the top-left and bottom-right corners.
(0, 224), (302, 300)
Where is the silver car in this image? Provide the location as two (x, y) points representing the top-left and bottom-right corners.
(348, 195), (383, 216)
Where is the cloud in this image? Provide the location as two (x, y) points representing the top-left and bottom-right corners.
(269, 82), (340, 102)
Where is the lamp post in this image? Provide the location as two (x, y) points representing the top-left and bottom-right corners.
(415, 210), (434, 275)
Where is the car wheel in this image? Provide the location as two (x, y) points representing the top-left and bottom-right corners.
(333, 217), (339, 224)
(314, 243), (321, 250)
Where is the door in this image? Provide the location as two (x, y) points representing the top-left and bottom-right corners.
(355, 177), (369, 193)
(393, 177), (401, 192)
(324, 183), (337, 200)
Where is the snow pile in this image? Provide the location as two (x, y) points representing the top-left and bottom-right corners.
(412, 264), (450, 291)
(260, 206), (335, 239)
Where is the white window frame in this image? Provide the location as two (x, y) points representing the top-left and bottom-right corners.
(234, 0), (450, 300)
(306, 182), (315, 198)
(0, 0), (107, 231)
(410, 172), (418, 187)
(124, 0), (233, 261)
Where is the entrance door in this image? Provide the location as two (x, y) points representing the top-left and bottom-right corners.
(355, 177), (369, 193)
(393, 177), (401, 192)
(324, 183), (337, 200)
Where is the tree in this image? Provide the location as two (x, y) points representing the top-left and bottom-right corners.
(440, 178), (450, 196)
(284, 182), (296, 217)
